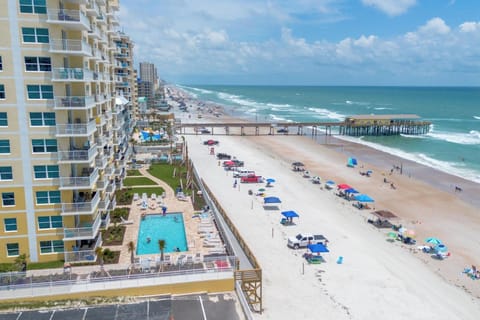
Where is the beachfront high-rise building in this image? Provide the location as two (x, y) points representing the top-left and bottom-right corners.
(0, 0), (134, 263)
(139, 61), (157, 108)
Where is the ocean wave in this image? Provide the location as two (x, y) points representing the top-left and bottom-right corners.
(426, 130), (480, 145)
(335, 136), (480, 183)
(474, 116), (480, 120)
(269, 114), (289, 122)
(345, 100), (370, 106)
(374, 107), (393, 110)
(307, 107), (345, 121)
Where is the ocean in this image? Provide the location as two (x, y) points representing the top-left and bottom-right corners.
(177, 85), (480, 184)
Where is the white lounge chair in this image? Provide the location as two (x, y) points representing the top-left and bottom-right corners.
(120, 216), (133, 225)
(194, 253), (202, 263)
(141, 258), (151, 272)
(151, 193), (157, 201)
(133, 193), (140, 201)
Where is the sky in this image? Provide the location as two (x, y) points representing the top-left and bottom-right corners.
(118, 0), (480, 86)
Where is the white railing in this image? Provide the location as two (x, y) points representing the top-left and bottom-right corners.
(108, 197), (116, 210)
(61, 192), (100, 216)
(63, 212), (101, 240)
(98, 197), (110, 210)
(96, 178), (108, 190)
(100, 211), (110, 228)
(57, 144), (97, 162)
(95, 155), (108, 168)
(85, 0), (99, 16)
(52, 67), (94, 81)
(49, 39), (92, 55)
(54, 96), (95, 110)
(59, 168), (99, 189)
(106, 182), (116, 194)
(56, 119), (96, 136)
(46, 9), (89, 27)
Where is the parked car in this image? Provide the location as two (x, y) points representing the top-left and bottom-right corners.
(240, 175), (264, 183)
(277, 128), (289, 134)
(203, 139), (219, 146)
(216, 153), (231, 160)
(233, 169), (255, 178)
(287, 233), (328, 249)
(200, 128), (210, 134)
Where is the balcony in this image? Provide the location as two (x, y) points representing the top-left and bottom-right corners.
(64, 235), (102, 263)
(56, 119), (96, 137)
(65, 0), (88, 4)
(95, 154), (108, 169)
(95, 114), (106, 127)
(96, 178), (108, 191)
(90, 48), (103, 60)
(51, 67), (94, 82)
(87, 25), (101, 39)
(98, 196), (111, 211)
(108, 197), (117, 210)
(96, 14), (106, 25)
(59, 168), (99, 190)
(63, 213), (101, 240)
(100, 211), (110, 229)
(61, 192), (100, 216)
(106, 181), (116, 195)
(54, 96), (96, 110)
(96, 0), (106, 5)
(85, 0), (99, 16)
(57, 144), (98, 163)
(109, 15), (120, 26)
(49, 39), (92, 56)
(46, 9), (90, 30)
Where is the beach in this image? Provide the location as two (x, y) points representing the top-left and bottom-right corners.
(164, 86), (480, 319)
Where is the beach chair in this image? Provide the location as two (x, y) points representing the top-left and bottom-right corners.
(142, 193), (148, 201)
(185, 255), (194, 265)
(141, 258), (151, 272)
(133, 193), (140, 201)
(120, 216), (133, 225)
(151, 193), (157, 201)
(194, 253), (202, 263)
(177, 254), (186, 265)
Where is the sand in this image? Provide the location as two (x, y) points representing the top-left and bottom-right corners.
(167, 87), (480, 319)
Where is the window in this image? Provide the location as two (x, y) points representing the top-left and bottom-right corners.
(0, 140), (10, 153)
(40, 240), (64, 254)
(30, 112), (55, 126)
(6, 243), (19, 257)
(19, 0), (47, 14)
(4, 218), (17, 232)
(25, 56), (51, 72)
(27, 85), (53, 99)
(0, 85), (4, 100)
(0, 167), (13, 180)
(0, 112), (7, 126)
(36, 191), (61, 204)
(32, 139), (57, 153)
(33, 165), (59, 179)
(0, 56), (3, 71)
(38, 216), (62, 229)
(2, 192), (15, 206)
(21, 27), (49, 43)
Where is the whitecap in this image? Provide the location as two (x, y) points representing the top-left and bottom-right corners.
(426, 130), (480, 145)
(474, 116), (480, 120)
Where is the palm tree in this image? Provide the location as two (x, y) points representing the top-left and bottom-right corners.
(95, 246), (104, 267)
(158, 239), (166, 263)
(127, 241), (135, 265)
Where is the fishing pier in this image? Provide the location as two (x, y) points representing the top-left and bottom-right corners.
(177, 114), (431, 137)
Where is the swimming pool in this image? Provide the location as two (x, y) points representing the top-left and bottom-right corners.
(136, 213), (188, 255)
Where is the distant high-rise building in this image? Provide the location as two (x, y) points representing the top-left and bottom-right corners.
(139, 62), (157, 107)
(0, 0), (134, 263)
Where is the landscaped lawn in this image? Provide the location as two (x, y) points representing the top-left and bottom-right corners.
(127, 169), (142, 176)
(123, 176), (157, 186)
(148, 164), (187, 191)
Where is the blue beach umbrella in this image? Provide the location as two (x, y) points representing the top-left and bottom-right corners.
(425, 237), (442, 245)
(326, 180), (335, 185)
(264, 196), (281, 204)
(435, 244), (448, 253)
(266, 178), (276, 183)
(281, 210), (300, 218)
(345, 188), (359, 194)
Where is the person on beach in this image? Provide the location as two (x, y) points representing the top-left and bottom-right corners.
(233, 179), (237, 188)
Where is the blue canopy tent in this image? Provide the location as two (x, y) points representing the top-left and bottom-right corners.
(264, 196), (282, 204)
(354, 194), (374, 202)
(307, 243), (330, 253)
(345, 188), (359, 194)
(280, 210), (299, 225)
(281, 210), (299, 218)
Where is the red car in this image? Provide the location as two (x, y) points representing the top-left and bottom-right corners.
(241, 175), (264, 183)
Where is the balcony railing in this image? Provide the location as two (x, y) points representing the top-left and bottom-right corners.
(100, 211), (110, 229)
(95, 155), (108, 169)
(53, 96), (95, 110)
(56, 119), (96, 137)
(64, 235), (102, 263)
(61, 192), (100, 216)
(59, 168), (99, 190)
(46, 9), (89, 30)
(85, 0), (99, 16)
(49, 39), (92, 56)
(106, 181), (116, 194)
(51, 67), (94, 82)
(98, 196), (111, 211)
(63, 212), (101, 240)
(96, 178), (108, 191)
(108, 197), (116, 210)
(57, 144), (98, 163)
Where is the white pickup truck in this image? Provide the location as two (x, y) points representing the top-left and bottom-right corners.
(287, 233), (328, 249)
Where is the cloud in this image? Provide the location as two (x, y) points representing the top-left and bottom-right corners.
(361, 0), (416, 16)
(459, 21), (480, 33)
(418, 17), (451, 35)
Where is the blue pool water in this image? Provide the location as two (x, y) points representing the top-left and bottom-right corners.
(140, 131), (163, 142)
(136, 213), (188, 255)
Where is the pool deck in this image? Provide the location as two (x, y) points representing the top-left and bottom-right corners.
(114, 166), (225, 265)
